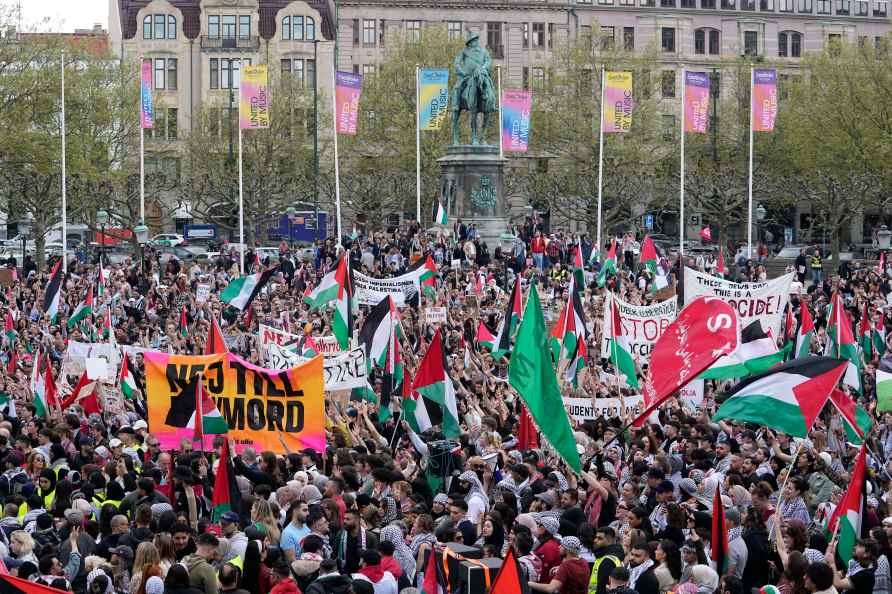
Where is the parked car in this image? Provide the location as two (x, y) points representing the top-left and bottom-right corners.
(150, 233), (186, 247)
(157, 246), (198, 266)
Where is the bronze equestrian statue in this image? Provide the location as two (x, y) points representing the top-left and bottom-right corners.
(451, 31), (497, 146)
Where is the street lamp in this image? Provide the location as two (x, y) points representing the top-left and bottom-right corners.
(96, 209), (109, 262)
(18, 215), (31, 271)
(134, 221), (149, 272)
(286, 206), (297, 249)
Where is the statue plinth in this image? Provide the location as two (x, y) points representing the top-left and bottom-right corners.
(438, 144), (508, 246)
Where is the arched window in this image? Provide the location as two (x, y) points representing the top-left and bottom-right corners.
(778, 30), (802, 56)
(694, 28), (720, 54)
(283, 16), (291, 40)
(167, 15), (177, 39)
(307, 17), (316, 40)
(143, 16), (152, 39)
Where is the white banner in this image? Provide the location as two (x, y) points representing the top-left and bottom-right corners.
(424, 307), (447, 324)
(353, 270), (422, 306)
(265, 343), (368, 390)
(196, 284), (211, 303)
(684, 268), (793, 339)
(600, 294), (678, 363)
(258, 324), (342, 356)
(63, 341), (120, 378)
(678, 379), (704, 411)
(565, 395), (644, 421)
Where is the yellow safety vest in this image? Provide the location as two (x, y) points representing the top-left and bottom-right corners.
(588, 554), (621, 594)
(17, 491), (55, 522)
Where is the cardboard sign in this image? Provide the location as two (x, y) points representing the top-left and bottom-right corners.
(678, 378), (704, 411)
(425, 307), (447, 325)
(196, 284), (211, 303)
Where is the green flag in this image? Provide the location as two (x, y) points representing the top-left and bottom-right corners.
(508, 285), (582, 473)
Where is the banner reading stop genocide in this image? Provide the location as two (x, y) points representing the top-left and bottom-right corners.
(683, 267), (793, 339)
(600, 294), (677, 363)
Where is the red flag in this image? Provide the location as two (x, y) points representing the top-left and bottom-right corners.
(716, 247), (726, 277)
(179, 307), (188, 338)
(784, 303), (797, 342)
(632, 296), (738, 427)
(205, 316), (228, 355)
(193, 374), (205, 446)
(79, 390), (101, 416)
(700, 227), (712, 242)
(60, 371), (95, 410)
(5, 351), (15, 376)
(517, 402), (539, 451)
(211, 437), (242, 521)
(0, 572), (73, 594)
(489, 547), (526, 594)
(711, 485), (729, 573)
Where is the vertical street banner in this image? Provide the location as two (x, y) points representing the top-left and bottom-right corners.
(602, 71), (633, 133)
(335, 71), (363, 135)
(418, 68), (449, 130)
(140, 59), (154, 129)
(752, 68), (778, 132)
(684, 71), (710, 133)
(501, 90), (532, 152)
(145, 351), (325, 453)
(239, 65), (270, 129)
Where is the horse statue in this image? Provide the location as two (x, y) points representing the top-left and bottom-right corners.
(451, 31), (497, 146)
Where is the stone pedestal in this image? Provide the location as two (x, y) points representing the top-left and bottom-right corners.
(438, 145), (509, 247)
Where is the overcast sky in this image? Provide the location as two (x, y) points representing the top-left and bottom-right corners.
(20, 0), (109, 32)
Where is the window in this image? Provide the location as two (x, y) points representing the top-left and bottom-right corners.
(620, 0), (635, 5)
(208, 15), (220, 39)
(167, 58), (177, 90)
(283, 17), (291, 40)
(661, 114), (675, 141)
(780, 0), (794, 11)
(836, 0), (850, 12)
(876, 36), (888, 57)
(661, 27), (675, 52)
(362, 19), (376, 45)
(681, 0), (697, 7)
(307, 59), (316, 89)
(532, 67), (546, 89)
(293, 16), (304, 40)
(661, 70), (676, 97)
(760, 0), (774, 8)
(362, 64), (375, 77)
(307, 17), (315, 40)
(448, 21), (463, 40)
(239, 16), (250, 38)
(167, 108), (178, 140)
(721, 0), (736, 8)
(406, 20), (422, 42)
(352, 19), (360, 45)
(600, 26), (615, 50)
(533, 23), (545, 48)
(702, 0), (716, 8)
(778, 31), (788, 55)
(742, 0), (755, 9)
(294, 60), (305, 87)
(817, 0), (831, 11)
(641, 0), (655, 6)
(623, 27), (635, 50)
(222, 15), (236, 39)
(695, 29), (718, 54)
(799, 0), (813, 11)
(856, 0), (869, 13)
(695, 28), (705, 53)
(487, 22), (502, 57)
(522, 66), (529, 90)
(154, 14), (166, 39)
(151, 109), (165, 140)
(211, 58), (219, 89)
(661, 0), (676, 7)
(875, 0), (888, 15)
(219, 58), (248, 89)
(791, 31), (802, 56)
(281, 58), (291, 77)
(154, 58), (165, 89)
(167, 16), (176, 39)
(548, 23), (555, 49)
(208, 108), (221, 138)
(599, 0), (615, 5)
(522, 23), (529, 48)
(828, 33), (842, 55)
(639, 69), (652, 98)
(744, 30), (759, 55)
(143, 16), (152, 39)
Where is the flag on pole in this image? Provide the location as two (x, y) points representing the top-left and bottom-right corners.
(303, 256), (352, 349)
(211, 437), (242, 522)
(492, 276), (523, 360)
(501, 90), (532, 152)
(683, 71), (710, 133)
(420, 541), (450, 594)
(857, 304), (873, 361)
(712, 357), (847, 437)
(826, 292), (862, 394)
(335, 72), (363, 135)
(4, 311), (15, 345)
(640, 236), (668, 291)
(826, 444), (867, 564)
(140, 58), (154, 129)
(239, 65), (270, 129)
(509, 285), (582, 473)
(222, 267), (279, 311)
(42, 260), (63, 324)
(701, 321), (789, 380)
(410, 329), (460, 438)
(711, 485), (729, 574)
(829, 388), (873, 445)
(96, 260), (106, 300)
(752, 68), (778, 132)
(119, 354), (138, 400)
(433, 200), (448, 225)
(31, 353), (58, 418)
(205, 316), (228, 355)
(795, 300), (815, 359)
(67, 286), (93, 330)
(549, 276), (589, 387)
(716, 247), (726, 279)
(597, 240), (618, 287)
(784, 303), (797, 344)
(571, 243), (586, 288)
(475, 321), (496, 351)
(602, 71), (634, 133)
(873, 317), (886, 358)
(605, 294), (638, 388)
(418, 68), (449, 130)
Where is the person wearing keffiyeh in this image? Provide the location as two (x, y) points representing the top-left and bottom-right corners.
(458, 470), (489, 524)
(379, 525), (416, 581)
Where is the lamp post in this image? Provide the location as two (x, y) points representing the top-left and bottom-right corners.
(286, 206), (297, 249)
(18, 215), (31, 273)
(134, 221), (149, 272)
(96, 210), (109, 263)
(313, 39), (320, 243)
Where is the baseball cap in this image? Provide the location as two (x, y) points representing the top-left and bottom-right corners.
(220, 511), (240, 525)
(109, 438), (123, 448)
(133, 420), (148, 431)
(110, 545), (134, 561)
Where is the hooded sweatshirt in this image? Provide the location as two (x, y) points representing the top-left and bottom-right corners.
(305, 574), (352, 594)
(184, 554), (219, 594)
(353, 566), (398, 594)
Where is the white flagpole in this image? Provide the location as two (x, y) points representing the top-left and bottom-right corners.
(497, 66), (503, 160)
(331, 66), (343, 247)
(415, 65), (421, 223)
(238, 126), (244, 274)
(679, 67), (686, 260)
(60, 49), (67, 273)
(747, 65), (755, 260)
(140, 56), (146, 225)
(596, 66), (606, 253)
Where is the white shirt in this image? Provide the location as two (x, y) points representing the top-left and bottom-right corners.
(352, 572), (398, 594)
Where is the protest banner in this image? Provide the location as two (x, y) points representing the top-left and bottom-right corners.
(683, 267), (794, 338)
(353, 270), (422, 306)
(565, 395), (644, 421)
(678, 379), (704, 411)
(425, 307), (447, 325)
(62, 341), (120, 378)
(258, 324), (342, 356)
(265, 343), (367, 391)
(600, 294), (678, 363)
(145, 351), (325, 453)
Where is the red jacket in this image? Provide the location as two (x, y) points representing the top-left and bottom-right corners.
(270, 577), (302, 594)
(535, 537), (562, 582)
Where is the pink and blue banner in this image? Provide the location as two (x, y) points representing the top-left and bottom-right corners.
(239, 65), (270, 129)
(683, 71), (710, 134)
(602, 71), (633, 133)
(501, 90), (532, 152)
(752, 68), (778, 132)
(335, 72), (363, 135)
(418, 68), (449, 131)
(140, 59), (153, 129)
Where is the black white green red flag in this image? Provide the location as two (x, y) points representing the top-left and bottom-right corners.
(826, 444), (867, 564)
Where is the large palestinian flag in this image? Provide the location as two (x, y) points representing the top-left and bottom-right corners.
(701, 321), (789, 380)
(826, 444), (867, 564)
(67, 285), (93, 330)
(408, 254), (438, 300)
(475, 320), (495, 351)
(221, 267), (278, 311)
(43, 260), (63, 324)
(826, 291), (862, 394)
(713, 356), (847, 438)
(358, 296), (402, 421)
(829, 388), (873, 445)
(492, 276), (523, 360)
(410, 329), (460, 438)
(303, 255), (352, 348)
(549, 276), (588, 386)
(119, 354), (138, 400)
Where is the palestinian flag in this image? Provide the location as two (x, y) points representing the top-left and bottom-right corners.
(59, 371), (99, 412)
(359, 296), (397, 369)
(826, 292), (862, 394)
(475, 321), (495, 351)
(784, 303), (797, 344)
(711, 485), (729, 574)
(164, 373), (228, 439)
(795, 300), (815, 359)
(410, 328), (460, 438)
(303, 255), (352, 348)
(96, 260), (106, 300)
(549, 276), (588, 386)
(300, 335), (320, 357)
(380, 303), (406, 423)
(433, 200), (448, 225)
(605, 294), (638, 389)
(701, 321), (789, 380)
(101, 307), (114, 342)
(179, 307), (188, 338)
(713, 356), (847, 437)
(42, 260), (63, 324)
(5, 351), (16, 376)
(640, 236), (668, 292)
(857, 303), (873, 361)
(350, 379), (378, 404)
(829, 388), (873, 445)
(489, 548), (527, 594)
(492, 277), (523, 360)
(571, 243), (586, 288)
(597, 239), (618, 287)
(211, 437), (242, 522)
(31, 353), (58, 418)
(67, 286), (93, 331)
(0, 570), (86, 594)
(120, 354), (138, 400)
(826, 444), (867, 564)
(421, 540), (449, 594)
(716, 247), (726, 279)
(878, 365), (892, 413)
(874, 317), (887, 358)
(0, 392), (17, 418)
(4, 311), (15, 345)
(402, 390), (433, 434)
(588, 243), (599, 267)
(408, 254), (438, 299)
(222, 267), (279, 311)
(205, 316), (228, 355)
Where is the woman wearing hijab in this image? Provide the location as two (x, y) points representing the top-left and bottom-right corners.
(37, 468), (57, 511)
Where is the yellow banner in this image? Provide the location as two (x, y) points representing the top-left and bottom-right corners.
(602, 71), (633, 133)
(240, 65), (270, 129)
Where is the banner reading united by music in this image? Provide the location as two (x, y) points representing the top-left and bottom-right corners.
(335, 72), (363, 135)
(418, 68), (449, 130)
(752, 68), (778, 132)
(239, 65), (270, 129)
(140, 59), (154, 129)
(684, 71), (710, 133)
(501, 90), (532, 152)
(602, 71), (633, 133)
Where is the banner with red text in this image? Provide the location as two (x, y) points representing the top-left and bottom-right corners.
(683, 71), (710, 133)
(335, 71), (363, 135)
(600, 294), (677, 364)
(752, 68), (778, 132)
